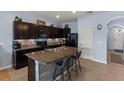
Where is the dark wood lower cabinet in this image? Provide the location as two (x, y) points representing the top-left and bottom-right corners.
(14, 53), (28, 69)
(13, 47), (43, 69)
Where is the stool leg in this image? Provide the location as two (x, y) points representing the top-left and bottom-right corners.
(67, 68), (71, 81)
(78, 58), (82, 71)
(75, 59), (78, 76)
(53, 66), (57, 80)
(61, 69), (64, 81)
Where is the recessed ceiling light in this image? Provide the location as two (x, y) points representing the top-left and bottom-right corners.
(72, 11), (76, 13)
(56, 15), (59, 19)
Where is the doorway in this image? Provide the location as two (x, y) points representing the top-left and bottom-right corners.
(107, 17), (124, 65)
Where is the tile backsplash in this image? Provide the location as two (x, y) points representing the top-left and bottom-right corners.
(14, 38), (66, 46)
(14, 39), (37, 45)
(47, 38), (66, 46)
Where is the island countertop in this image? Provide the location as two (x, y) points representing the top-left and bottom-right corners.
(25, 47), (78, 65)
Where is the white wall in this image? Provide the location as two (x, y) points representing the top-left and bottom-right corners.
(0, 12), (60, 69)
(77, 12), (124, 64)
(62, 20), (78, 33)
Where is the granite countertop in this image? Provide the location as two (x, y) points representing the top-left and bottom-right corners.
(25, 47), (78, 65)
(14, 45), (41, 51)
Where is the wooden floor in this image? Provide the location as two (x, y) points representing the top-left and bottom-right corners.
(107, 49), (124, 65)
(0, 69), (11, 80)
(1, 58), (124, 81)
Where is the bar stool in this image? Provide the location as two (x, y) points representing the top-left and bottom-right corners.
(53, 56), (72, 81)
(72, 51), (82, 76)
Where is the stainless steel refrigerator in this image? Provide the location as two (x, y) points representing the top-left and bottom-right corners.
(66, 33), (78, 47)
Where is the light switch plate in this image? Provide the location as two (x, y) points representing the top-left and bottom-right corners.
(0, 42), (3, 46)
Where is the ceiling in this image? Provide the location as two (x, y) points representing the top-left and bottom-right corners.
(19, 11), (105, 23)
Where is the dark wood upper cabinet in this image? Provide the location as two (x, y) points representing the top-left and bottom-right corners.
(13, 21), (71, 39)
(45, 26), (50, 38)
(37, 25), (56, 38)
(49, 27), (57, 38)
(57, 28), (64, 38)
(13, 21), (29, 39)
(63, 28), (71, 38)
(37, 25), (46, 38)
(28, 23), (38, 39)
(13, 21), (38, 39)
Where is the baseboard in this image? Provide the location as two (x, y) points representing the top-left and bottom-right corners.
(80, 55), (107, 64)
(0, 65), (13, 70)
(80, 55), (93, 60)
(90, 58), (107, 64)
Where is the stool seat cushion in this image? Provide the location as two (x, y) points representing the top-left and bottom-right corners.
(56, 61), (63, 66)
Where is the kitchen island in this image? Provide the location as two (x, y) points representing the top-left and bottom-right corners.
(26, 46), (78, 81)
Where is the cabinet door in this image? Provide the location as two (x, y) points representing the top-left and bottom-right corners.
(22, 22), (29, 39)
(13, 22), (21, 39)
(54, 27), (58, 38)
(57, 28), (64, 38)
(49, 27), (55, 38)
(37, 25), (46, 38)
(49, 27), (58, 38)
(63, 28), (71, 38)
(28, 23), (37, 39)
(14, 22), (28, 39)
(45, 26), (50, 38)
(15, 51), (28, 69)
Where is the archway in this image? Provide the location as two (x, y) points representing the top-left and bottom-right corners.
(106, 16), (124, 64)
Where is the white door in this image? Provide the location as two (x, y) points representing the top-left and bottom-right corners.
(113, 28), (124, 50)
